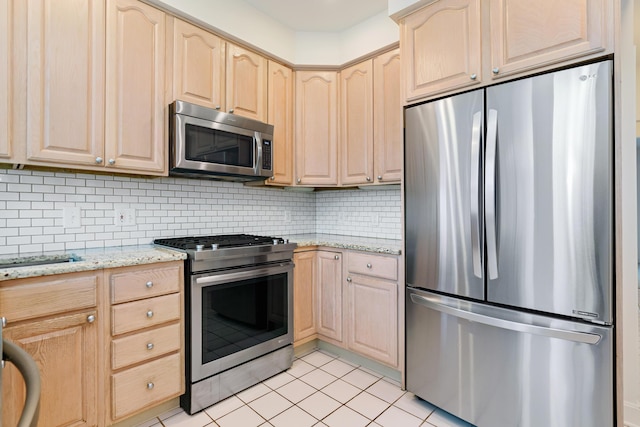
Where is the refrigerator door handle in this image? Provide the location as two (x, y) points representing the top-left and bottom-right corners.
(470, 111), (483, 279)
(409, 293), (602, 345)
(485, 109), (499, 279)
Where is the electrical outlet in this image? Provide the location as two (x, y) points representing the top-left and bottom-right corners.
(372, 213), (380, 226)
(284, 210), (292, 224)
(114, 208), (136, 226)
(63, 207), (81, 228)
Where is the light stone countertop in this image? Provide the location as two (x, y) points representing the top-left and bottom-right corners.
(285, 233), (402, 255)
(0, 245), (186, 282)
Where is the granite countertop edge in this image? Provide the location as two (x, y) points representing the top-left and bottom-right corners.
(0, 245), (187, 282)
(286, 234), (402, 255)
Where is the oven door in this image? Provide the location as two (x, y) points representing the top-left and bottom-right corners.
(191, 261), (293, 382)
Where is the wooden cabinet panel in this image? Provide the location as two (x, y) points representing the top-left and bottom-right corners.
(111, 293), (181, 335)
(347, 252), (398, 281)
(401, 0), (481, 101)
(106, 0), (166, 174)
(171, 18), (225, 109)
(24, 0), (105, 165)
(111, 353), (182, 420)
(2, 310), (98, 427)
(340, 60), (374, 186)
(295, 71), (339, 186)
(316, 251), (342, 341)
(489, 0), (609, 79)
(0, 0), (12, 160)
(226, 43), (267, 121)
(111, 323), (181, 370)
(345, 275), (398, 367)
(110, 264), (181, 303)
(373, 49), (402, 183)
(266, 60), (294, 186)
(293, 251), (316, 343)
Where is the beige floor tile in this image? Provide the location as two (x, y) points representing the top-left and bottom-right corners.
(158, 407), (184, 420)
(263, 371), (296, 390)
(319, 359), (358, 378)
(276, 378), (316, 403)
(216, 406), (265, 427)
(321, 379), (362, 404)
(346, 391), (389, 420)
(322, 406), (369, 427)
(366, 378), (405, 403)
(375, 406), (423, 427)
(299, 368), (338, 389)
(393, 393), (436, 420)
(301, 351), (336, 367)
(297, 391), (342, 420)
(341, 368), (380, 389)
(161, 410), (214, 427)
(425, 409), (474, 427)
(287, 359), (316, 377)
(204, 395), (245, 420)
(237, 383), (272, 403)
(134, 417), (161, 427)
(269, 406), (317, 427)
(248, 391), (293, 420)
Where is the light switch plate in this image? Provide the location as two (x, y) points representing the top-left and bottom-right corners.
(63, 207), (81, 228)
(114, 208), (136, 226)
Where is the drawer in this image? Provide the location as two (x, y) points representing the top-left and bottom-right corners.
(110, 264), (181, 304)
(111, 293), (181, 336)
(111, 323), (181, 370)
(0, 273), (97, 323)
(347, 252), (398, 281)
(111, 352), (183, 420)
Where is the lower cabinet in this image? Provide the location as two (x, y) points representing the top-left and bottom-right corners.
(293, 250), (317, 343)
(316, 251), (343, 342)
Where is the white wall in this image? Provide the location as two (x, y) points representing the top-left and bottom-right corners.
(150, 0), (399, 65)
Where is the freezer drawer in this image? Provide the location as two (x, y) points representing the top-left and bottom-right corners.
(406, 288), (613, 427)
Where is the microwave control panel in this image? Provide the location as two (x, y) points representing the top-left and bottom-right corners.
(262, 140), (272, 171)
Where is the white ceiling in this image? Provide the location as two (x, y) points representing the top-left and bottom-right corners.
(244, 0), (389, 32)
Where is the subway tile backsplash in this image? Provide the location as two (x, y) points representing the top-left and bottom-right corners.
(0, 169), (401, 255)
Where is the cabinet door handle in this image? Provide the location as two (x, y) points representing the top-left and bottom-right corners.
(87, 315), (96, 323)
(108, 158), (115, 165)
(146, 281), (153, 288)
(147, 382), (154, 390)
(346, 277), (352, 283)
(366, 263), (372, 269)
(146, 310), (154, 318)
(296, 178), (301, 184)
(95, 157), (103, 164)
(377, 175), (382, 181)
(334, 255), (339, 260)
(470, 73), (477, 80)
(147, 343), (154, 350)
(492, 67), (500, 75)
(229, 108), (235, 114)
(366, 176), (371, 182)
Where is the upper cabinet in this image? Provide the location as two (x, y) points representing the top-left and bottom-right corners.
(169, 18), (225, 110)
(374, 49), (402, 183)
(105, 0), (167, 174)
(295, 70), (339, 186)
(226, 43), (268, 122)
(489, 0), (610, 79)
(401, 0), (482, 101)
(0, 0), (12, 161)
(267, 60), (294, 186)
(400, 0), (612, 102)
(21, 0), (106, 166)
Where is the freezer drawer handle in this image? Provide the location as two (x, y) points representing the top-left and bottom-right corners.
(470, 111), (483, 279)
(485, 109), (499, 280)
(409, 293), (602, 345)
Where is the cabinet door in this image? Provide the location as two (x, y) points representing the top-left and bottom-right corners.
(293, 251), (316, 343)
(23, 0), (105, 166)
(345, 275), (398, 367)
(489, 0), (609, 79)
(374, 49), (402, 183)
(295, 71), (339, 186)
(316, 251), (342, 341)
(2, 310), (98, 427)
(171, 18), (225, 110)
(226, 43), (267, 121)
(340, 60), (374, 186)
(105, 0), (166, 174)
(266, 60), (294, 186)
(401, 0), (481, 101)
(0, 0), (12, 160)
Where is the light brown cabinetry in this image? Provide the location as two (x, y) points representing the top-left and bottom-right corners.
(295, 70), (339, 186)
(345, 252), (398, 367)
(316, 250), (343, 341)
(0, 0), (13, 160)
(401, 0), (482, 101)
(226, 43), (268, 122)
(293, 250), (316, 344)
(105, 0), (166, 175)
(106, 262), (184, 423)
(0, 272), (100, 427)
(169, 18), (225, 110)
(266, 60), (294, 186)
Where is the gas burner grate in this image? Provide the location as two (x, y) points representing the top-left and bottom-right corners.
(154, 234), (283, 250)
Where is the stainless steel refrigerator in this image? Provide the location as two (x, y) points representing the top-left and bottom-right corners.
(405, 60), (614, 427)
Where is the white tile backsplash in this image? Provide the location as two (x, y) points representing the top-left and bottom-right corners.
(0, 169), (402, 254)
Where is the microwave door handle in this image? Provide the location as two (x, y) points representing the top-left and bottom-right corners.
(254, 133), (262, 174)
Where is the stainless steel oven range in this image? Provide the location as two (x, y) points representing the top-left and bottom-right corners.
(154, 234), (296, 414)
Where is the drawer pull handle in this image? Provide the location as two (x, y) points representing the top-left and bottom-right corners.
(334, 255), (339, 260)
(87, 315), (96, 323)
(147, 382), (154, 390)
(346, 277), (352, 283)
(146, 281), (153, 288)
(146, 310), (154, 318)
(366, 263), (372, 269)
(147, 343), (154, 350)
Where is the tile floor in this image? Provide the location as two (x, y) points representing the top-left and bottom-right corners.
(136, 349), (475, 427)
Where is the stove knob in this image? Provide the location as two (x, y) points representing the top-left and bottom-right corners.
(273, 239), (279, 245)
(196, 244), (204, 251)
(284, 239), (289, 244)
(211, 243), (219, 250)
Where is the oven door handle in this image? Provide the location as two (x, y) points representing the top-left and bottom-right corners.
(195, 261), (293, 286)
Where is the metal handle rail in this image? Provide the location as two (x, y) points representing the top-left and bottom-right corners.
(3, 338), (41, 427)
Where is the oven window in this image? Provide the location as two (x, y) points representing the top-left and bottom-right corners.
(185, 124), (254, 167)
(201, 273), (288, 364)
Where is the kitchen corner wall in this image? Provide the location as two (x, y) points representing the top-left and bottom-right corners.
(0, 169), (402, 256)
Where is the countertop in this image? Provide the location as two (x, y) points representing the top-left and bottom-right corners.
(0, 245), (186, 282)
(285, 233), (402, 255)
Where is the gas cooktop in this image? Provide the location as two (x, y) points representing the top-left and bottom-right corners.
(154, 234), (288, 251)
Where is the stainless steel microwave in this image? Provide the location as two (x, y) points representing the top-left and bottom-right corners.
(169, 100), (274, 181)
